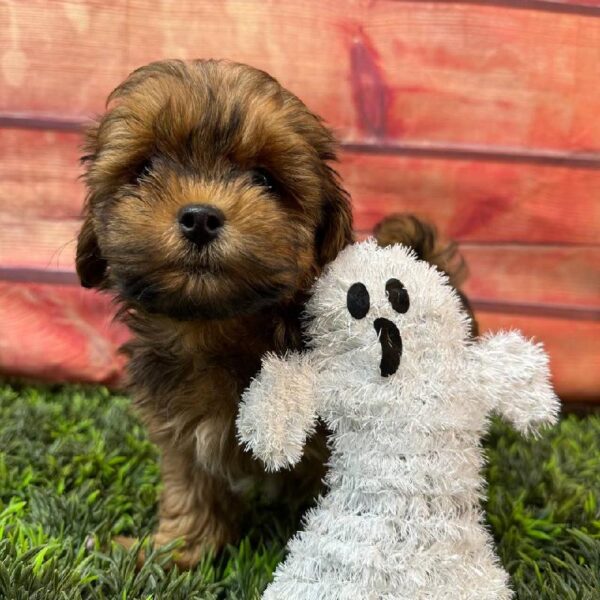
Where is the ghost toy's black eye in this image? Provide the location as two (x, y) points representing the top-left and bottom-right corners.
(386, 278), (410, 313)
(347, 282), (370, 319)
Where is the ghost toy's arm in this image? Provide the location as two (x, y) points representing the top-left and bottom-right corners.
(236, 351), (320, 472)
(467, 331), (560, 435)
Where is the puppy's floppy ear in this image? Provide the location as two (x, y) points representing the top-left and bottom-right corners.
(77, 122), (108, 289)
(315, 170), (353, 267)
(374, 214), (468, 288)
(76, 214), (107, 289)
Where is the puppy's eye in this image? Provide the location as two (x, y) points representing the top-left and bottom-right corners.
(133, 158), (153, 183)
(251, 168), (275, 191)
(347, 282), (370, 319)
(386, 278), (409, 313)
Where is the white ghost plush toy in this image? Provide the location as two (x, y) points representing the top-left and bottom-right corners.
(237, 239), (559, 600)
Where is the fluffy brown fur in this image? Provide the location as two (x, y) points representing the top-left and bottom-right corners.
(77, 59), (473, 568)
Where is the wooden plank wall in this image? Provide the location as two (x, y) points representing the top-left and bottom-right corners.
(0, 1), (599, 399)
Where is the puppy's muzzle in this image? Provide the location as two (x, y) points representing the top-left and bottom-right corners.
(374, 317), (402, 377)
(178, 204), (225, 247)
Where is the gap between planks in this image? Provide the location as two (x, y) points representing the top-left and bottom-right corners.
(1, 116), (600, 169)
(1, 267), (598, 321)
(391, 0), (600, 18)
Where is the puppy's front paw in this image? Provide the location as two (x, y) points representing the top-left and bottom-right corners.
(112, 535), (147, 570)
(111, 534), (208, 571)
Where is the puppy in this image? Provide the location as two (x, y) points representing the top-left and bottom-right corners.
(76, 59), (473, 568)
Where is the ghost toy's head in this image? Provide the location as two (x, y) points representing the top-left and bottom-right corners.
(304, 239), (473, 389)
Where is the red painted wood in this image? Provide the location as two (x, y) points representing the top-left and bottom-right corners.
(0, 282), (128, 386)
(0, 218), (80, 271)
(0, 282), (596, 400)
(541, 0), (600, 7)
(462, 245), (600, 310)
(4, 241), (599, 316)
(0, 129), (83, 271)
(1, 2), (600, 152)
(2, 128), (598, 318)
(343, 152), (600, 243)
(0, 129), (83, 219)
(1, 2), (599, 400)
(2, 129), (599, 254)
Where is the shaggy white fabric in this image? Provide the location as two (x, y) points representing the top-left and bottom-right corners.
(237, 239), (559, 600)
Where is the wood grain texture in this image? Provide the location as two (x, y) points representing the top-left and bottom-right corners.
(541, 0), (600, 7)
(515, 0), (600, 9)
(2, 128), (598, 316)
(3, 128), (599, 249)
(0, 129), (83, 219)
(422, 0), (600, 14)
(0, 282), (128, 386)
(0, 128), (82, 271)
(539, 0), (600, 5)
(343, 152), (600, 243)
(0, 283), (596, 400)
(1, 1), (598, 398)
(0, 218), (80, 270)
(1, 1), (600, 153)
(5, 239), (599, 315)
(462, 244), (600, 310)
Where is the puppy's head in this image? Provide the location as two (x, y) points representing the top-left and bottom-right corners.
(77, 59), (352, 320)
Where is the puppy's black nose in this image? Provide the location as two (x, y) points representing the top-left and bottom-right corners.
(178, 204), (224, 246)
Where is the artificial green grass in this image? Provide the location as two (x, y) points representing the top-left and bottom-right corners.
(0, 382), (598, 599)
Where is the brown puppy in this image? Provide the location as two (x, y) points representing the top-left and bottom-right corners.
(77, 59), (471, 568)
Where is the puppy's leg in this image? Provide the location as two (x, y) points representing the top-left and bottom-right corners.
(154, 442), (240, 568)
(116, 442), (240, 569)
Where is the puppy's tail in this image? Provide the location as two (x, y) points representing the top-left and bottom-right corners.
(373, 213), (478, 335)
(374, 214), (467, 287)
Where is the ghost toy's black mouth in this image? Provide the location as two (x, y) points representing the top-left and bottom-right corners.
(373, 317), (402, 377)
